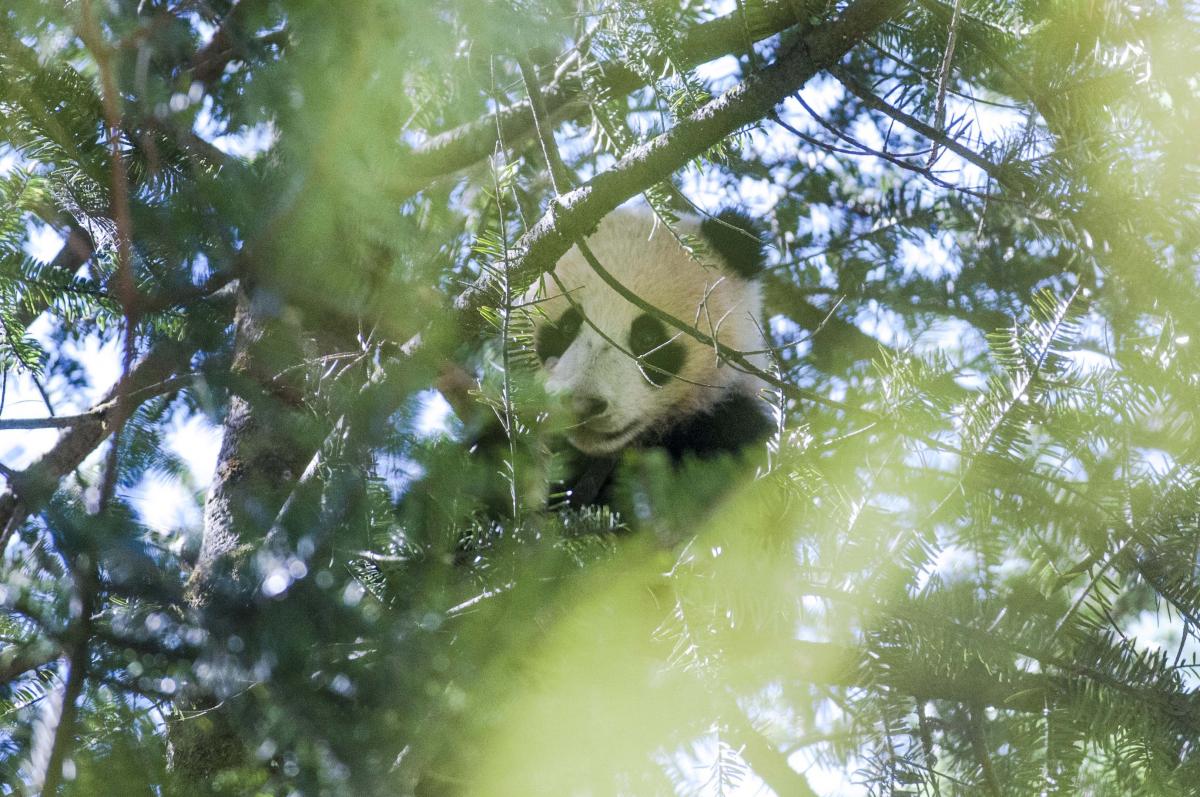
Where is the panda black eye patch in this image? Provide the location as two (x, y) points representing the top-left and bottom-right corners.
(629, 313), (685, 387)
(536, 306), (583, 363)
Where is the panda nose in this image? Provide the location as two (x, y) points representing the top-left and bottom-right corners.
(571, 395), (608, 420)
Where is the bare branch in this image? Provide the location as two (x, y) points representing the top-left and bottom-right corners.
(0, 413), (103, 431)
(80, 0), (142, 512)
(517, 56), (573, 195)
(725, 710), (820, 797)
(79, 0), (139, 359)
(928, 0), (964, 167)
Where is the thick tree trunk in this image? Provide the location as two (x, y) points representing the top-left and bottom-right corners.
(172, 285), (319, 786)
(185, 287), (317, 607)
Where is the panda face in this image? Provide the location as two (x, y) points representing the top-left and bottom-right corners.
(526, 207), (769, 456)
(534, 301), (691, 454)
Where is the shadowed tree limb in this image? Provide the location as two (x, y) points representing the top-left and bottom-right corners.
(762, 271), (890, 369)
(0, 639), (59, 685)
(190, 0), (274, 86)
(831, 65), (1035, 196)
(183, 286), (317, 609)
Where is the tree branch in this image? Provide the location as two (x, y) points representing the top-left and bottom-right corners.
(725, 710), (820, 797)
(391, 0), (824, 199)
(0, 371), (193, 433)
(0, 338), (198, 549)
(184, 286), (317, 608)
(517, 56), (572, 195)
(0, 413), (102, 431)
(190, 0), (272, 86)
(831, 66), (1035, 197)
(456, 0), (906, 316)
(0, 639), (60, 685)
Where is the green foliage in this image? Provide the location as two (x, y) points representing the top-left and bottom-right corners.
(0, 1), (1197, 796)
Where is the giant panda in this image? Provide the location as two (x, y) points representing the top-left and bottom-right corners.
(525, 205), (775, 508)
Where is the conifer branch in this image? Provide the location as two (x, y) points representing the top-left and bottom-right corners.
(191, 0), (272, 85)
(831, 65), (1035, 197)
(456, 0), (906, 314)
(31, 565), (96, 796)
(0, 339), (198, 549)
(392, 0), (831, 198)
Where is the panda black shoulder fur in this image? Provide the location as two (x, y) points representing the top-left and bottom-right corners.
(526, 206), (774, 507)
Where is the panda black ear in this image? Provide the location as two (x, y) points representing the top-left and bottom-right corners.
(699, 209), (767, 279)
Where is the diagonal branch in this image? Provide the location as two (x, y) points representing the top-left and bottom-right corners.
(0, 338), (198, 549)
(456, 0), (906, 316)
(0, 639), (60, 684)
(831, 66), (1035, 197)
(725, 711), (820, 797)
(391, 0), (825, 199)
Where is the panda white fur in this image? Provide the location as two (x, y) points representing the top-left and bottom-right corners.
(526, 206), (774, 490)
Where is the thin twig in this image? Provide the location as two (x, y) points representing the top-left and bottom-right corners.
(967, 705), (1001, 797)
(928, 0), (964, 167)
(517, 56), (572, 194)
(916, 699), (943, 797)
(491, 57), (521, 520)
(80, 0), (140, 512)
(80, 0), (140, 375)
(832, 66), (1034, 198)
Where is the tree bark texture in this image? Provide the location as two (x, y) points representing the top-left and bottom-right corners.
(185, 286), (318, 608)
